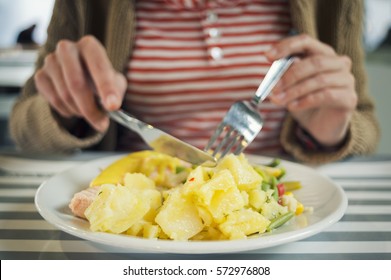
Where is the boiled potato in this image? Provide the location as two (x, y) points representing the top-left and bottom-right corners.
(123, 173), (162, 222)
(218, 208), (271, 239)
(123, 173), (155, 189)
(194, 169), (245, 222)
(84, 184), (150, 234)
(248, 188), (268, 210)
(155, 189), (204, 241)
(215, 154), (262, 191)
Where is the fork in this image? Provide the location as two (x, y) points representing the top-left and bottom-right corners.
(204, 56), (295, 159)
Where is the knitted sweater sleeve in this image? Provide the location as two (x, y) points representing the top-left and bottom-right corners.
(280, 0), (380, 164)
(9, 0), (104, 153)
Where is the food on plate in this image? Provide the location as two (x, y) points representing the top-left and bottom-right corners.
(69, 151), (309, 240)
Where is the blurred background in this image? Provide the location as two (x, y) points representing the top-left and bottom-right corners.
(0, 0), (390, 155)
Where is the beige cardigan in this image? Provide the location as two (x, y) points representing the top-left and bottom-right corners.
(9, 0), (380, 164)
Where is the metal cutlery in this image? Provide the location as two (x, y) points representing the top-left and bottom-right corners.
(108, 109), (216, 166)
(204, 56), (295, 159)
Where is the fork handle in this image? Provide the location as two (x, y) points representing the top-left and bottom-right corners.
(252, 56), (295, 105)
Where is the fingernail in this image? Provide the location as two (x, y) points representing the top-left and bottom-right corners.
(105, 94), (119, 110)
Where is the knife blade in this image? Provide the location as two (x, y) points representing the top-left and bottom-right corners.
(108, 109), (216, 166)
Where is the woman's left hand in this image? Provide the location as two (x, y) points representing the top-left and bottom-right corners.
(266, 34), (358, 147)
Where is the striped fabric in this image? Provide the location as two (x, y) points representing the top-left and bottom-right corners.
(120, 0), (291, 155)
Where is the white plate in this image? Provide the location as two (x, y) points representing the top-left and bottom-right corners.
(35, 154), (347, 254)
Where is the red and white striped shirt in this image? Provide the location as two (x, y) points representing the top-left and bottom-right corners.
(119, 0), (291, 156)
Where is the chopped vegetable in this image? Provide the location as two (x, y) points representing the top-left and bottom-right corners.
(277, 183), (285, 197)
(282, 181), (302, 191)
(267, 211), (294, 232)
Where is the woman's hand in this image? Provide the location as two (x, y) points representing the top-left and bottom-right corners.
(266, 34), (357, 147)
(34, 35), (127, 132)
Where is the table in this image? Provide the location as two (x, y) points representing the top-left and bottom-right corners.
(0, 49), (36, 87)
(0, 49), (36, 147)
(0, 152), (390, 260)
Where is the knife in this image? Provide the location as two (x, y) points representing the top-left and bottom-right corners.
(108, 109), (216, 166)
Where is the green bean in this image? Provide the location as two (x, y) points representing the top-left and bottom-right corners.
(267, 211), (294, 232)
(254, 166), (270, 181)
(261, 182), (271, 192)
(270, 176), (279, 201)
(175, 166), (186, 174)
(266, 158), (281, 167)
(277, 167), (286, 179)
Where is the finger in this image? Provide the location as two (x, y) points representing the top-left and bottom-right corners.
(34, 69), (73, 117)
(286, 87), (358, 112)
(271, 71), (355, 106)
(266, 33), (335, 61)
(341, 55), (353, 71)
(113, 72), (127, 107)
(56, 40), (91, 97)
(73, 90), (109, 133)
(74, 90), (109, 132)
(273, 55), (351, 93)
(43, 53), (81, 116)
(56, 39), (109, 132)
(77, 36), (122, 111)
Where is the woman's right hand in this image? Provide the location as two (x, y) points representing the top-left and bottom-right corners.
(34, 35), (127, 132)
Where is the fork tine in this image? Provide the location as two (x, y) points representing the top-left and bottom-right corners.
(233, 138), (248, 155)
(212, 126), (234, 157)
(219, 133), (242, 159)
(204, 122), (225, 152)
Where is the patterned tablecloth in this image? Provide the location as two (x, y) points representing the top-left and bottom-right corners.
(1, 153), (390, 260)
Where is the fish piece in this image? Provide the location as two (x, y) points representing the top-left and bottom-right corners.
(69, 187), (100, 218)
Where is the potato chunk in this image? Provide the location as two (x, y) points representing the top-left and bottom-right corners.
(155, 189), (203, 241)
(219, 208), (271, 239)
(215, 154), (262, 191)
(85, 184), (150, 234)
(195, 169), (245, 222)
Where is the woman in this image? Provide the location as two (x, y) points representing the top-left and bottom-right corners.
(9, 0), (380, 164)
